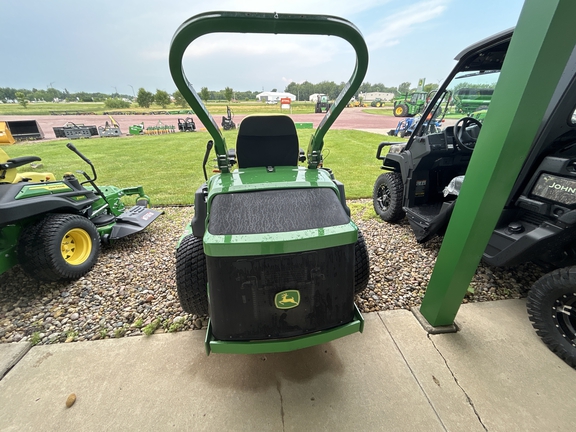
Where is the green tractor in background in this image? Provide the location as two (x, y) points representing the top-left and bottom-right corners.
(315, 94), (331, 113)
(0, 143), (162, 282)
(169, 11), (370, 355)
(393, 91), (429, 117)
(393, 78), (429, 117)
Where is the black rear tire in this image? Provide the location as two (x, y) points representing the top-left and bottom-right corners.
(175, 234), (209, 315)
(527, 267), (576, 368)
(18, 214), (100, 281)
(373, 172), (405, 222)
(354, 230), (370, 294)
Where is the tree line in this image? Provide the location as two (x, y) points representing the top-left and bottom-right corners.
(3, 79), (441, 109)
(284, 81), (438, 100)
(0, 87), (130, 104)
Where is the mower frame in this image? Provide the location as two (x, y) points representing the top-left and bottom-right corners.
(170, 11), (369, 355)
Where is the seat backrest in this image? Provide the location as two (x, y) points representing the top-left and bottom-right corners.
(0, 148), (17, 184)
(236, 115), (299, 168)
(0, 149), (54, 184)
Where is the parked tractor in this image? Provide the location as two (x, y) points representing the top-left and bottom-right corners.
(387, 115), (442, 138)
(315, 94), (331, 113)
(392, 91), (428, 117)
(347, 98), (365, 108)
(372, 28), (576, 368)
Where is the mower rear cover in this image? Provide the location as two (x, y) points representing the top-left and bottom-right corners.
(169, 11), (370, 355)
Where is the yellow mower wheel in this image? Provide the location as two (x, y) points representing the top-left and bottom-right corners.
(18, 214), (100, 281)
(61, 228), (92, 265)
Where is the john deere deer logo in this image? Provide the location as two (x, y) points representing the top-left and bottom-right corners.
(275, 290), (300, 309)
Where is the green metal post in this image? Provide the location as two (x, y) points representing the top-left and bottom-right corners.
(420, 0), (576, 327)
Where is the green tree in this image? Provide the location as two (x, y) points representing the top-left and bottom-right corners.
(284, 82), (299, 100)
(423, 83), (439, 93)
(200, 87), (210, 101)
(172, 90), (189, 108)
(104, 98), (130, 109)
(224, 87), (233, 102)
(295, 81), (314, 101)
(453, 82), (496, 91)
(15, 91), (28, 108)
(136, 88), (154, 108)
(398, 82), (412, 95)
(45, 87), (61, 102)
(154, 90), (171, 108)
(358, 82), (373, 94)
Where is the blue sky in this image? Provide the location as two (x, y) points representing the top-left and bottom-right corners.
(2, 0), (526, 95)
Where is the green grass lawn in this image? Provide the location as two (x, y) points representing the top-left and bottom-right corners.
(0, 101), (323, 116)
(0, 102), (105, 116)
(5, 130), (402, 205)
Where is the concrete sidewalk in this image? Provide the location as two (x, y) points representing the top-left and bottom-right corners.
(0, 299), (573, 431)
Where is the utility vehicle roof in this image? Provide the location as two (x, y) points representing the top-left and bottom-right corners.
(454, 28), (513, 72)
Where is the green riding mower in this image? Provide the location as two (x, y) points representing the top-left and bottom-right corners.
(373, 28), (576, 367)
(0, 143), (162, 282)
(169, 11), (370, 355)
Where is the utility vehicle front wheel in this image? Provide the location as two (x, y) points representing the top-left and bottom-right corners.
(527, 267), (576, 368)
(354, 230), (370, 294)
(175, 234), (208, 315)
(18, 214), (100, 281)
(373, 172), (405, 222)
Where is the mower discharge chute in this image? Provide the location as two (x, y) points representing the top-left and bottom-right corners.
(169, 11), (369, 355)
(0, 143), (162, 281)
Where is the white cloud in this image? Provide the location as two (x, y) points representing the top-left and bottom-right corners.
(365, 0), (451, 51)
(212, 0), (390, 16)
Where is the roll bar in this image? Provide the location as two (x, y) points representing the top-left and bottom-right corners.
(169, 11), (369, 172)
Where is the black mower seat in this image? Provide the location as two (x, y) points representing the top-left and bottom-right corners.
(236, 115), (299, 168)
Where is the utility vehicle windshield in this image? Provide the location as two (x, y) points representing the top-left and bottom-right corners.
(420, 69), (501, 136)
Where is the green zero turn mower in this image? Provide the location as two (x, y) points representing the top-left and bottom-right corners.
(169, 11), (370, 355)
(0, 143), (162, 282)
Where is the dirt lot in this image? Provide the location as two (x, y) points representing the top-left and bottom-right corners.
(2, 109), (401, 141)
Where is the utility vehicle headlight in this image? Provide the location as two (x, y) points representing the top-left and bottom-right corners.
(389, 143), (407, 154)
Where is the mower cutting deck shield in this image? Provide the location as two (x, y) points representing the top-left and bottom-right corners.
(169, 11), (370, 355)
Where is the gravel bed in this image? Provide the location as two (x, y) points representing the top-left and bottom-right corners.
(0, 201), (546, 345)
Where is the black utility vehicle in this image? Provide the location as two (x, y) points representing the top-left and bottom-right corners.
(373, 29), (576, 367)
